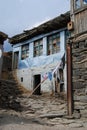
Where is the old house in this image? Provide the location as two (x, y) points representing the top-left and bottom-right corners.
(0, 32), (8, 78)
(67, 0), (87, 115)
(9, 12), (70, 95)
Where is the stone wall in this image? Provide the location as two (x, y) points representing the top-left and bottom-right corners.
(72, 39), (87, 117)
(0, 79), (22, 111)
(2, 52), (12, 79)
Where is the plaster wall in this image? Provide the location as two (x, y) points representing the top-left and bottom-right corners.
(15, 62), (60, 92)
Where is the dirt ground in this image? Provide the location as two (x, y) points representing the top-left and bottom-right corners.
(0, 94), (87, 130)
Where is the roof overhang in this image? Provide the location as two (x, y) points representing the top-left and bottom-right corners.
(0, 32), (8, 42)
(9, 11), (70, 44)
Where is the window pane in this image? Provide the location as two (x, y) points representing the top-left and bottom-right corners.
(34, 41), (38, 46)
(34, 39), (43, 57)
(40, 45), (43, 50)
(21, 44), (29, 60)
(47, 33), (60, 55)
(83, 0), (87, 4)
(75, 0), (81, 9)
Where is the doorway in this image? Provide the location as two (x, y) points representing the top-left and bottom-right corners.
(13, 51), (19, 69)
(33, 74), (41, 95)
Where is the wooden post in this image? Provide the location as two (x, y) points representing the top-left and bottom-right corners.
(67, 43), (73, 116)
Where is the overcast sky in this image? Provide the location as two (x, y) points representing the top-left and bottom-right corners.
(0, 0), (70, 51)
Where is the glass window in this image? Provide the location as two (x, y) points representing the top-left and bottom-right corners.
(75, 0), (87, 9)
(21, 44), (29, 60)
(47, 33), (60, 55)
(75, 0), (81, 9)
(83, 0), (87, 4)
(34, 39), (43, 57)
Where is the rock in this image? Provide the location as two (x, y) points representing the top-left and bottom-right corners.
(72, 112), (81, 119)
(21, 122), (24, 125)
(68, 123), (83, 128)
(83, 122), (87, 128)
(64, 115), (74, 119)
(39, 113), (64, 118)
(50, 118), (75, 125)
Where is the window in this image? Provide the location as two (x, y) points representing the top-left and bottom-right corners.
(21, 44), (29, 60)
(47, 33), (60, 55)
(34, 39), (43, 57)
(83, 0), (87, 4)
(75, 0), (87, 9)
(75, 0), (81, 9)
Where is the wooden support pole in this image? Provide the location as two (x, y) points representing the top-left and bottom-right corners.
(67, 43), (73, 116)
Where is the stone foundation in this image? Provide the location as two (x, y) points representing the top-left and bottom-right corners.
(72, 39), (87, 116)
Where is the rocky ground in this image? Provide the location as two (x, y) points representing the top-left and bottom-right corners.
(0, 79), (87, 130)
(0, 94), (87, 129)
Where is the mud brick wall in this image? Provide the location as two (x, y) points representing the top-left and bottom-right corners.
(72, 39), (87, 117)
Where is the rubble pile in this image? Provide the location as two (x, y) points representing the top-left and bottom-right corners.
(0, 79), (22, 111)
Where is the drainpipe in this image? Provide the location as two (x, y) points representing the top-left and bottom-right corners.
(67, 41), (73, 116)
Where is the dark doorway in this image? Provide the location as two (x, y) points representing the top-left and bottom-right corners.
(33, 74), (41, 95)
(13, 51), (19, 69)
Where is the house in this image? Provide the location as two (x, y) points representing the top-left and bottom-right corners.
(67, 0), (87, 115)
(9, 12), (70, 95)
(0, 32), (8, 78)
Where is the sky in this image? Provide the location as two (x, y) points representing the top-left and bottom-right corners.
(0, 0), (70, 51)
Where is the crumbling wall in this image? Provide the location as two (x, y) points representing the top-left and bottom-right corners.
(72, 39), (87, 117)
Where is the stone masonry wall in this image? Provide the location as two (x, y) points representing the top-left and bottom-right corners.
(72, 39), (87, 117)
